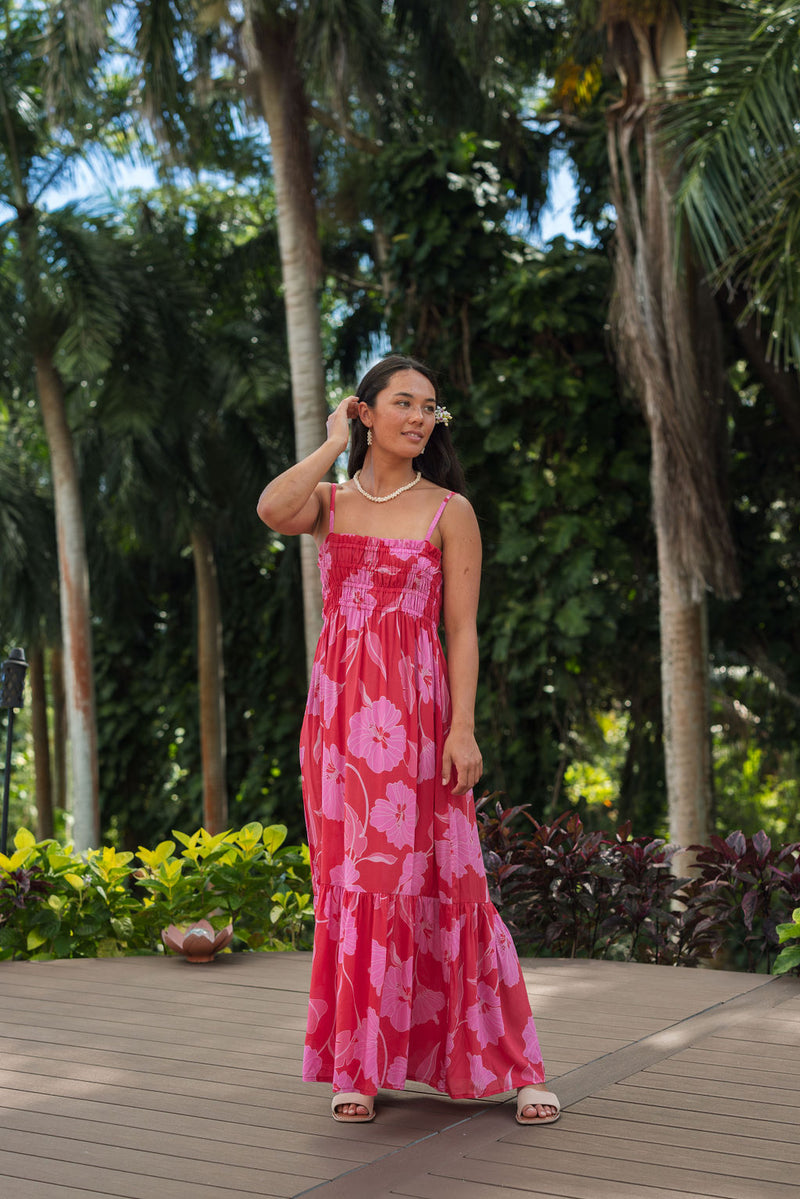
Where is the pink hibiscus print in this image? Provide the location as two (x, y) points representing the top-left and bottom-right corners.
(321, 743), (346, 820)
(431, 914), (465, 966)
(468, 1052), (497, 1095)
(342, 568), (377, 629)
(436, 807), (482, 885)
(370, 781), (416, 848)
(493, 916), (523, 986)
(466, 981), (505, 1048)
(418, 735), (436, 781)
(397, 653), (416, 713)
(389, 543), (420, 561)
(412, 985), (445, 1025)
(399, 851), (428, 895)
(387, 1054), (408, 1088)
(303, 1046), (324, 1080)
(306, 997), (328, 1035)
(414, 630), (435, 703)
(346, 1008), (381, 1086)
(319, 671), (344, 728)
(382, 959), (413, 1032)
(522, 1015), (543, 1069)
(348, 697), (407, 774)
(338, 904), (359, 962)
(305, 664), (322, 718)
(332, 1068), (357, 1093)
(400, 570), (431, 616)
(328, 856), (362, 889)
(369, 938), (387, 991)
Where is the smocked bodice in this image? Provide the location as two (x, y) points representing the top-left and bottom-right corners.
(318, 533), (443, 626)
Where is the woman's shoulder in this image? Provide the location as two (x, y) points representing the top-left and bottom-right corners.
(438, 490), (479, 537)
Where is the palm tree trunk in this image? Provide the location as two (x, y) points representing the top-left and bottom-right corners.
(656, 505), (711, 878)
(247, 9), (327, 678)
(604, 7), (738, 864)
(191, 523), (228, 834)
(34, 352), (99, 852)
(28, 646), (54, 841)
(51, 645), (67, 817)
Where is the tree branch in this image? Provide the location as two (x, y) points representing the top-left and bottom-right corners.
(308, 103), (381, 155)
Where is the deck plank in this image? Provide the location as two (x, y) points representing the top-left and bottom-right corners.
(0, 954), (798, 1199)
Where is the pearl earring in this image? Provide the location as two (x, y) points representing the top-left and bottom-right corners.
(366, 428), (373, 447)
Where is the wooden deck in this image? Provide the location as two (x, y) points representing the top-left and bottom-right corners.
(0, 952), (798, 1199)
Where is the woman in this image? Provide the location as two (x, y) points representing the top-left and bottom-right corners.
(257, 355), (559, 1126)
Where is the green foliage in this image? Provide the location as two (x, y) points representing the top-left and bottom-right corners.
(478, 803), (688, 963)
(774, 907), (800, 976)
(0, 827), (144, 959)
(0, 822), (313, 960)
(368, 136), (661, 825)
(680, 830), (800, 973)
(478, 805), (800, 973)
(669, 0), (800, 370)
(134, 822), (313, 952)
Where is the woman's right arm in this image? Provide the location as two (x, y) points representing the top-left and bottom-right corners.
(257, 396), (356, 537)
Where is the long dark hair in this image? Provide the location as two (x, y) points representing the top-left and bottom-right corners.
(347, 355), (467, 494)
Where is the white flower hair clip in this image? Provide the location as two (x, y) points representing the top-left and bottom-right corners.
(435, 405), (452, 426)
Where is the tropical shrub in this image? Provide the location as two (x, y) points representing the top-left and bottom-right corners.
(774, 908), (800, 976)
(0, 822), (313, 960)
(134, 823), (313, 952)
(477, 801), (800, 973)
(681, 831), (800, 973)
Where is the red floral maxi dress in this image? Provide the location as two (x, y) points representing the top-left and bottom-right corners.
(299, 485), (546, 1100)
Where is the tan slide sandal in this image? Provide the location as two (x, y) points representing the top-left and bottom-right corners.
(515, 1087), (561, 1126)
(331, 1092), (376, 1123)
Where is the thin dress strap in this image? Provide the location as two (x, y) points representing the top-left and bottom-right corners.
(329, 483), (337, 534)
(425, 491), (455, 542)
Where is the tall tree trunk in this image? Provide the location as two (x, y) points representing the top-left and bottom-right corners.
(50, 645), (67, 817)
(656, 520), (711, 876)
(247, 9), (327, 679)
(604, 8), (739, 869)
(28, 646), (54, 841)
(34, 352), (99, 851)
(191, 523), (228, 833)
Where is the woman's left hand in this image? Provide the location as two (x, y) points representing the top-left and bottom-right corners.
(441, 727), (483, 796)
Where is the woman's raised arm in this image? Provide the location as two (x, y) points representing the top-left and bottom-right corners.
(257, 396), (356, 537)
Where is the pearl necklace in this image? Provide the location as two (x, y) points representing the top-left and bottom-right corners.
(353, 469), (422, 503)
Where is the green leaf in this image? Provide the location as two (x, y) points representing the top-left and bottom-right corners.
(773, 945), (800, 976)
(14, 828), (36, 851)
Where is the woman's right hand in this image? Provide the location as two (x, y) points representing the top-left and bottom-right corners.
(326, 395), (359, 454)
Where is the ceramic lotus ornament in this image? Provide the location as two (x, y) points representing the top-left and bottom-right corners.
(161, 919), (234, 962)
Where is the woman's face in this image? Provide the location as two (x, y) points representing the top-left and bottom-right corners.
(361, 369), (437, 457)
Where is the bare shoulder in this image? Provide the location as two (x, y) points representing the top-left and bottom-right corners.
(440, 492), (480, 537)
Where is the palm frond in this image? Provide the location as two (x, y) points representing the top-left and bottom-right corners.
(665, 0), (800, 367)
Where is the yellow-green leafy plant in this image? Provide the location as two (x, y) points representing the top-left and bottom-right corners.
(774, 908), (800, 976)
(0, 823), (313, 960)
(134, 822), (314, 952)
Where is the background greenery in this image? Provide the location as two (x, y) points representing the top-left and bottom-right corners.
(1, 0), (799, 856)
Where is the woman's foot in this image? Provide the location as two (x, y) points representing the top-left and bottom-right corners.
(331, 1091), (376, 1122)
(516, 1084), (561, 1125)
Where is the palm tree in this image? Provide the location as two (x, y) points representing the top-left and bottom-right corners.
(128, 0), (379, 676)
(0, 4), (106, 849)
(669, 1), (800, 376)
(125, 0), (553, 673)
(84, 185), (294, 834)
(553, 1), (740, 870)
(0, 411), (61, 839)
